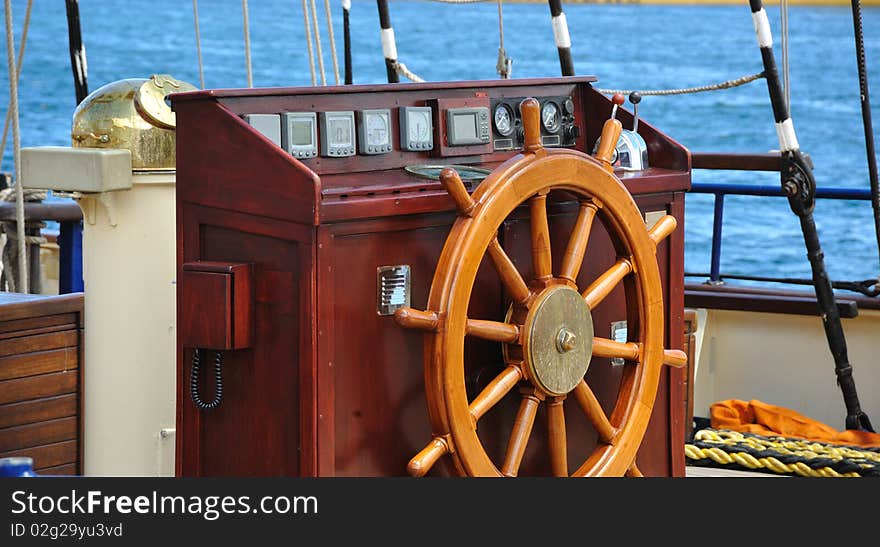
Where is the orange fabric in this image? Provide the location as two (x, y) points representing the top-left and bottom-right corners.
(710, 399), (880, 448)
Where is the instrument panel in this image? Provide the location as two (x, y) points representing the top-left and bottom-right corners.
(240, 91), (582, 163)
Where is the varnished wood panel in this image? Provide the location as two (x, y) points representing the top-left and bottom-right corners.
(0, 416), (77, 452)
(0, 370), (78, 405)
(36, 462), (77, 476)
(0, 293), (83, 476)
(0, 331), (78, 357)
(0, 313), (78, 338)
(0, 439), (77, 469)
(178, 223), (304, 477)
(0, 292), (84, 323)
(0, 394), (77, 429)
(0, 347), (79, 381)
(175, 100), (319, 226)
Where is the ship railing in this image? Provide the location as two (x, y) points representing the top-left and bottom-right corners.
(0, 199), (83, 294)
(3, 153), (875, 303)
(687, 152), (877, 304)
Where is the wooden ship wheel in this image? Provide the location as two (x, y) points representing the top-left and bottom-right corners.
(394, 97), (686, 477)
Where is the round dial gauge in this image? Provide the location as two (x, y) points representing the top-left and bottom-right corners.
(366, 113), (389, 146)
(493, 104), (514, 137)
(541, 101), (561, 133)
(409, 110), (431, 142)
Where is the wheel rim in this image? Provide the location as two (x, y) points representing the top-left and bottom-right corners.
(430, 151), (662, 476)
(396, 97), (685, 477)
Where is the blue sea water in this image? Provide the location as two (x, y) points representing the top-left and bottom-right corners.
(1, 0), (879, 288)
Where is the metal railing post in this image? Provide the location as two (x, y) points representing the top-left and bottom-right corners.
(58, 219), (83, 294)
(708, 193), (725, 285)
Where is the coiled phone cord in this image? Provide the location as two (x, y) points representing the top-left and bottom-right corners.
(190, 348), (223, 410)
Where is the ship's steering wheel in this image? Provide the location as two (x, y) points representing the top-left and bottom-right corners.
(395, 97), (685, 477)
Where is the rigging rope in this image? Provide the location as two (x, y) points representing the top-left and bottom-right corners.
(241, 0), (253, 87)
(309, 0), (327, 85)
(393, 60), (425, 83)
(3, 0), (26, 293)
(0, 0), (30, 173)
(849, 0), (880, 286)
(301, 0), (317, 86)
(496, 0), (511, 79)
(323, 0), (339, 85)
(594, 72), (765, 96)
(192, 0), (205, 88)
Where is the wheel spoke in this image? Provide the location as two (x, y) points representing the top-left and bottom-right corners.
(648, 214), (677, 246)
(626, 462), (644, 477)
(573, 380), (616, 444)
(407, 437), (450, 477)
(663, 349), (688, 368)
(393, 308), (439, 331)
(581, 257), (633, 309)
(546, 396), (568, 477)
(487, 237), (531, 305)
(466, 319), (519, 343)
(501, 388), (541, 477)
(592, 337), (641, 362)
(560, 201), (599, 284)
(530, 192), (552, 280)
(468, 364), (523, 424)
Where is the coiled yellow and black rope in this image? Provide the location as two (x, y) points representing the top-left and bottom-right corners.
(685, 428), (880, 477)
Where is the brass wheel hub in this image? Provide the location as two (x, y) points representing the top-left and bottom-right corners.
(523, 285), (594, 396)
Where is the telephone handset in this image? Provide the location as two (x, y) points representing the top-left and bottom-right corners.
(179, 261), (254, 411)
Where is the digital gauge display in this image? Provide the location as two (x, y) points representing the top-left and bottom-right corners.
(357, 109), (392, 155)
(281, 112), (317, 159)
(446, 107), (490, 146)
(319, 110), (356, 157)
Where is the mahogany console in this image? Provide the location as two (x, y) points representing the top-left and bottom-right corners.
(171, 76), (691, 477)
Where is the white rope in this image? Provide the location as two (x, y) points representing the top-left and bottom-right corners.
(393, 60), (425, 83)
(192, 0), (205, 88)
(309, 0), (327, 85)
(781, 0), (791, 111)
(496, 0), (511, 78)
(3, 0), (26, 293)
(594, 72), (765, 96)
(323, 0), (340, 85)
(242, 0), (253, 87)
(0, 0), (30, 172)
(301, 0), (317, 85)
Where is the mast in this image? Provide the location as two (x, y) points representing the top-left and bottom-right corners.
(547, 0), (574, 76)
(376, 0), (399, 83)
(64, 0), (88, 104)
(343, 0), (352, 84)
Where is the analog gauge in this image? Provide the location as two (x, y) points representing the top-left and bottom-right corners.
(357, 109), (392, 155)
(493, 103), (514, 137)
(563, 97), (575, 116)
(366, 113), (389, 146)
(541, 101), (561, 133)
(409, 110), (431, 141)
(400, 106), (433, 150)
